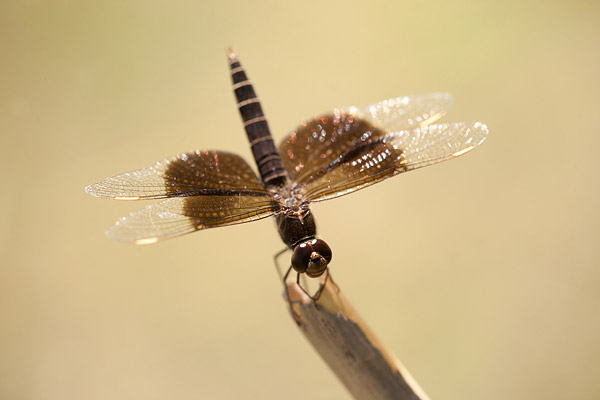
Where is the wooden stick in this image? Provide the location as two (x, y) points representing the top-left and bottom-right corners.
(285, 274), (430, 400)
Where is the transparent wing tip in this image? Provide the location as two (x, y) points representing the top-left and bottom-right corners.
(85, 180), (142, 200)
(470, 121), (489, 146)
(85, 182), (105, 198)
(105, 218), (160, 245)
(105, 219), (130, 243)
(451, 121), (488, 157)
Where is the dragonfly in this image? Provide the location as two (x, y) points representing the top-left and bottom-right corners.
(86, 49), (488, 284)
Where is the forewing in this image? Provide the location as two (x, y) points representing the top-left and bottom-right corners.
(298, 121), (488, 202)
(280, 112), (386, 184)
(279, 93), (454, 185)
(106, 194), (278, 244)
(343, 92), (454, 132)
(86, 150), (267, 200)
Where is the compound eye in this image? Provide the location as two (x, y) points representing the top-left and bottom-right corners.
(312, 239), (332, 264)
(291, 243), (311, 273)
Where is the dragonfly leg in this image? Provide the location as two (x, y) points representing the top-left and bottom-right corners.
(282, 264), (293, 283)
(295, 268), (332, 301)
(273, 247), (289, 282)
(281, 265), (303, 324)
(311, 268), (333, 301)
(276, 248), (297, 305)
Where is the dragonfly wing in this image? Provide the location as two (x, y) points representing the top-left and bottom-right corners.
(85, 150), (267, 200)
(106, 194), (278, 244)
(280, 116), (487, 202)
(86, 149), (280, 244)
(279, 112), (388, 184)
(341, 92), (454, 131)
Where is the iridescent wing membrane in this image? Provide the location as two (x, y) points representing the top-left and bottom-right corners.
(86, 151), (278, 244)
(87, 93), (487, 244)
(279, 93), (487, 202)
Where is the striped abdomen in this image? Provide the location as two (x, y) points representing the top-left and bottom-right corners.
(227, 49), (288, 187)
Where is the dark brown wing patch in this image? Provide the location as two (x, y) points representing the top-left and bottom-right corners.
(280, 113), (389, 185)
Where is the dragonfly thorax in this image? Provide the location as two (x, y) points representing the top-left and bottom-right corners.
(270, 182), (307, 214)
(275, 207), (316, 248)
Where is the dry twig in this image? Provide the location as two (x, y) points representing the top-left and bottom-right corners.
(285, 275), (430, 400)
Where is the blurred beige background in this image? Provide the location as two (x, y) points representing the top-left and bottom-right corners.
(1, 1), (599, 399)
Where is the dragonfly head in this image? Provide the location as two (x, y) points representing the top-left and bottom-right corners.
(291, 238), (332, 277)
